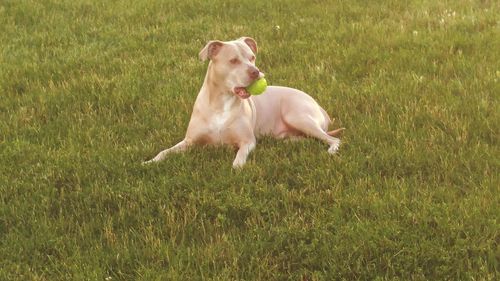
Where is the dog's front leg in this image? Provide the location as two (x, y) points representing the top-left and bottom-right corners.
(143, 139), (190, 164)
(232, 141), (256, 168)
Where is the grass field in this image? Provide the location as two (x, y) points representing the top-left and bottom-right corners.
(1, 0), (499, 280)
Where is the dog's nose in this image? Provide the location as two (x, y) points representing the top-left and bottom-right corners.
(248, 67), (259, 80)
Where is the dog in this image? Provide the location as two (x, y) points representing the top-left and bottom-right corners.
(144, 37), (343, 168)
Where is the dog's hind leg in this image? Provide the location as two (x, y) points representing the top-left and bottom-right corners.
(283, 114), (341, 154)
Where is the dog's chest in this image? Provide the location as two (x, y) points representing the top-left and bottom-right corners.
(207, 96), (237, 140)
(210, 110), (231, 131)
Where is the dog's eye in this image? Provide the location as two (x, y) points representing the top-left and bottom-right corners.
(230, 58), (241, 64)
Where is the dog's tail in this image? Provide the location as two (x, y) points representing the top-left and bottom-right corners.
(325, 116), (345, 137)
(327, 127), (345, 137)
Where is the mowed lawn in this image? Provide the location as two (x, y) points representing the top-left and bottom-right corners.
(1, 0), (499, 280)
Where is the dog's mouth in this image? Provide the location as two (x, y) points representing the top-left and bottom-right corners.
(233, 87), (251, 99)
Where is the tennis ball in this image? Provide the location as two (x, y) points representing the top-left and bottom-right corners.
(246, 78), (267, 95)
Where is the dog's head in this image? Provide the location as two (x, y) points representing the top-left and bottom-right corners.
(199, 37), (263, 99)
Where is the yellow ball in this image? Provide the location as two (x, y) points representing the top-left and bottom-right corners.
(246, 78), (267, 95)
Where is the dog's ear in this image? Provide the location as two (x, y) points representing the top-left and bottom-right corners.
(199, 40), (224, 61)
(239, 37), (258, 54)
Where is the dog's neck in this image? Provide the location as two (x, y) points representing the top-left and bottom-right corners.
(200, 63), (242, 110)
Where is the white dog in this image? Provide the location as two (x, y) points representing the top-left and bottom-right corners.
(145, 37), (343, 168)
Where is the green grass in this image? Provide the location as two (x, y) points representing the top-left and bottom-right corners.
(1, 0), (499, 279)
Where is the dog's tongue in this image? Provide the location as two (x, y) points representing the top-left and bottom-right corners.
(234, 87), (251, 99)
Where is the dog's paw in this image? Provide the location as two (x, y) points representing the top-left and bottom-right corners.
(328, 139), (341, 154)
(232, 159), (246, 169)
